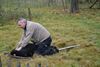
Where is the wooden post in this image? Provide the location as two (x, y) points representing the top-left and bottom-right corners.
(0, 56), (2, 67)
(46, 63), (48, 67)
(7, 59), (12, 67)
(16, 61), (21, 67)
(37, 63), (41, 67)
(28, 8), (32, 21)
(26, 63), (30, 67)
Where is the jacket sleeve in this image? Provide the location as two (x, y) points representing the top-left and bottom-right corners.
(17, 25), (34, 48)
(16, 32), (24, 48)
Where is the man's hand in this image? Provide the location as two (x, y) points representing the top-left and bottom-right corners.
(15, 47), (22, 51)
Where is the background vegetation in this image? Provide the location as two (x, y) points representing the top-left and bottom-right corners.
(0, 0), (100, 67)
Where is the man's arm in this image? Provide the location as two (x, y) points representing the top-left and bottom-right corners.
(20, 31), (34, 47)
(16, 25), (34, 50)
(16, 32), (24, 49)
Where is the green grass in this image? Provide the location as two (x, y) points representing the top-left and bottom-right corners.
(0, 8), (100, 67)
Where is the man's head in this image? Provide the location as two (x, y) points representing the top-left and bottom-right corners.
(17, 18), (27, 29)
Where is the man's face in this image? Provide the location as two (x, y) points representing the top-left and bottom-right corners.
(18, 21), (26, 29)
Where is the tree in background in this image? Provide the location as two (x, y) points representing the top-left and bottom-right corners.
(70, 0), (79, 13)
(0, 0), (3, 16)
(48, 0), (54, 7)
(62, 0), (67, 12)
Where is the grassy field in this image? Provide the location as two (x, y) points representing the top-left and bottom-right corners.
(0, 8), (100, 67)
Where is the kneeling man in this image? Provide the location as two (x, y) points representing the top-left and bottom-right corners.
(10, 18), (58, 57)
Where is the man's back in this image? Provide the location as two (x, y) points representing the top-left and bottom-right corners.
(27, 21), (50, 43)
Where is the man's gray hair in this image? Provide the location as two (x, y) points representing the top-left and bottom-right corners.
(17, 18), (27, 23)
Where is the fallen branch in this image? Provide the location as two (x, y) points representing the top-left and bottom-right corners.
(89, 0), (98, 8)
(58, 45), (80, 51)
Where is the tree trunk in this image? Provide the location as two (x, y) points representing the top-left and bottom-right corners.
(48, 0), (54, 7)
(0, 0), (2, 16)
(70, 0), (79, 13)
(62, 0), (66, 12)
(28, 8), (32, 21)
